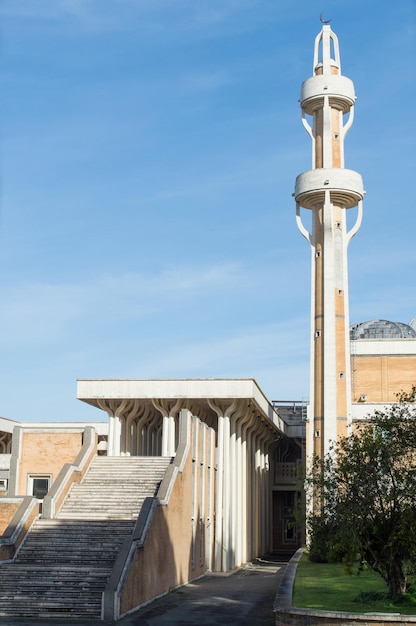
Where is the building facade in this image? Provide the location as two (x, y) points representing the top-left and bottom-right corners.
(350, 319), (416, 423)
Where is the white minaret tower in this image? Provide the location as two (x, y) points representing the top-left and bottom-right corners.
(295, 22), (365, 459)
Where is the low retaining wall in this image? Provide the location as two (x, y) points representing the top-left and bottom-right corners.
(0, 496), (40, 561)
(274, 549), (416, 626)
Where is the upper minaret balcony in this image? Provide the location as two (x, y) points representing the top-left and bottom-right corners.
(300, 25), (356, 114)
(295, 23), (364, 209)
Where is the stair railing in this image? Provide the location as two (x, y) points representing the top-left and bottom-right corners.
(43, 426), (97, 519)
(0, 496), (40, 561)
(102, 409), (191, 621)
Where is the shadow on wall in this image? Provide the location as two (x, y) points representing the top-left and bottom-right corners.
(117, 411), (216, 620)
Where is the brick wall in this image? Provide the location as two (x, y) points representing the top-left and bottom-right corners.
(0, 500), (21, 534)
(18, 431), (83, 496)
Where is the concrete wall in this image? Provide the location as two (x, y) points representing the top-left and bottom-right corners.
(276, 610), (416, 625)
(118, 414), (215, 617)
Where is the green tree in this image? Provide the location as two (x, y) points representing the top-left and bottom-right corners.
(307, 386), (416, 596)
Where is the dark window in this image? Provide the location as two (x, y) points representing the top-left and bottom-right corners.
(32, 478), (50, 499)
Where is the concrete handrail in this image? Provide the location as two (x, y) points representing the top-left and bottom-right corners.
(156, 412), (190, 506)
(0, 496), (39, 561)
(43, 426), (97, 519)
(102, 409), (191, 621)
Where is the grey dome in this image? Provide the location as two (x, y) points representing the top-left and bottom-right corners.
(350, 319), (416, 340)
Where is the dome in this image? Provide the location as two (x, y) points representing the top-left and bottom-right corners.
(350, 319), (416, 340)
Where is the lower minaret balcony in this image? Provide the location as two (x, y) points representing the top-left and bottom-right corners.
(300, 74), (356, 114)
(294, 168), (364, 209)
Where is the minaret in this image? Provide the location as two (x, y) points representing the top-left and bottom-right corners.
(294, 23), (364, 460)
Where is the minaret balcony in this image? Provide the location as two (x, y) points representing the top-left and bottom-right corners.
(300, 75), (355, 114)
(295, 168), (364, 209)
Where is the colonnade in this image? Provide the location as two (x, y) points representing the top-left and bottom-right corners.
(207, 399), (277, 571)
(95, 396), (280, 572)
(96, 398), (180, 457)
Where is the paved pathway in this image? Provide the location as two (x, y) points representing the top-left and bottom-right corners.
(0, 556), (287, 626)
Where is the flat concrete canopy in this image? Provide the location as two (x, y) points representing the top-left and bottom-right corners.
(77, 378), (287, 436)
(0, 417), (18, 434)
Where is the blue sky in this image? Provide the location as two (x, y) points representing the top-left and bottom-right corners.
(1, 0), (415, 423)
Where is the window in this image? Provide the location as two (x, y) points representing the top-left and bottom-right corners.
(281, 492), (298, 544)
(28, 475), (51, 499)
(284, 519), (296, 542)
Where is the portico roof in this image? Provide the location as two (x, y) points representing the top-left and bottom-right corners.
(77, 378), (287, 435)
(0, 416), (18, 434)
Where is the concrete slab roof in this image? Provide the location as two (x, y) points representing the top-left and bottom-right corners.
(77, 378), (286, 434)
(0, 416), (18, 434)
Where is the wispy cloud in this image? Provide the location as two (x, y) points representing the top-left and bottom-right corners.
(0, 0), (94, 22)
(132, 318), (308, 372)
(181, 70), (233, 93)
(0, 0), (270, 35)
(0, 262), (245, 347)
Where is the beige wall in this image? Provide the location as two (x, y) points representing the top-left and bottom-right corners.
(17, 431), (83, 496)
(0, 500), (21, 534)
(119, 417), (215, 615)
(351, 354), (416, 403)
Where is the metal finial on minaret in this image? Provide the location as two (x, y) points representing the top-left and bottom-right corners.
(319, 13), (331, 24)
(294, 24), (365, 460)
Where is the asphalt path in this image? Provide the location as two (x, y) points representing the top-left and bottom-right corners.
(0, 556), (287, 626)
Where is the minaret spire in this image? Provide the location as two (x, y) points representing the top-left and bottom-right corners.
(295, 24), (365, 460)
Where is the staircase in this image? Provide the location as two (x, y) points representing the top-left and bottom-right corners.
(0, 456), (171, 619)
(58, 456), (170, 520)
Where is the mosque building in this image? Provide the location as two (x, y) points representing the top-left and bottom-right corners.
(0, 21), (414, 621)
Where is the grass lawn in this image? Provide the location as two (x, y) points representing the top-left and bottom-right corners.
(292, 553), (416, 615)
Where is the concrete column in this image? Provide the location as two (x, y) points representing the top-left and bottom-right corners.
(152, 399), (181, 457)
(221, 412), (231, 571)
(214, 413), (224, 571)
(234, 408), (251, 568)
(240, 411), (256, 564)
(161, 414), (170, 457)
(113, 416), (122, 456)
(191, 417), (199, 570)
(8, 426), (22, 496)
(229, 415), (237, 570)
(198, 422), (206, 569)
(206, 427), (216, 572)
(167, 414), (176, 456)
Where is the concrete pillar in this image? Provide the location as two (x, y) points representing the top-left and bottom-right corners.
(206, 427), (216, 572)
(214, 413), (224, 571)
(152, 399), (181, 457)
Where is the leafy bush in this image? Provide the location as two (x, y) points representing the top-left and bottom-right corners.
(305, 386), (416, 596)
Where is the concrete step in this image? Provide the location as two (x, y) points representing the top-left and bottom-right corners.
(0, 456), (173, 618)
(0, 564), (109, 618)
